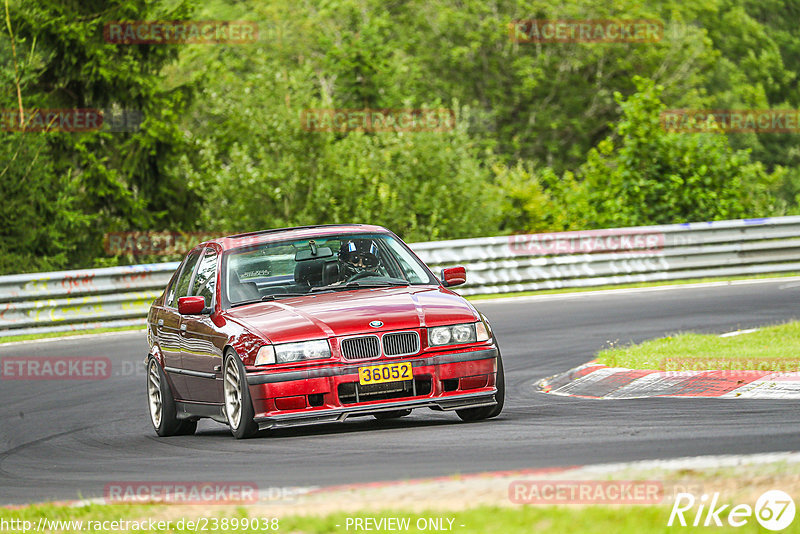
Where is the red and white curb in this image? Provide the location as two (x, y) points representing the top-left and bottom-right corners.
(538, 361), (800, 399)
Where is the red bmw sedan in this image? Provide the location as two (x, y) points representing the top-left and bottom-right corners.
(146, 224), (504, 438)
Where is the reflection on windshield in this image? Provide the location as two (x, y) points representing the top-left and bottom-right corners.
(224, 233), (434, 305)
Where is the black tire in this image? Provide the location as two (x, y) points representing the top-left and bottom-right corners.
(175, 419), (198, 435)
(373, 409), (412, 421)
(147, 358), (196, 437)
(456, 351), (505, 422)
(223, 350), (259, 439)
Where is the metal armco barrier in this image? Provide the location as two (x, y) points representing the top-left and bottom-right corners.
(0, 263), (179, 337)
(1, 216), (799, 337)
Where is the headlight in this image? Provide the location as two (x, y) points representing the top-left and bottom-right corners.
(274, 340), (331, 363)
(476, 314), (492, 342)
(255, 340), (331, 366)
(429, 326), (453, 346)
(255, 345), (276, 366)
(428, 323), (480, 347)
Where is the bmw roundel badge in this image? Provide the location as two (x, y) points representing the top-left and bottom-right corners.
(369, 320), (383, 328)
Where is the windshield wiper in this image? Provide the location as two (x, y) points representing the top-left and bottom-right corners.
(230, 292), (311, 307)
(261, 292), (314, 301)
(347, 280), (409, 288)
(311, 280), (409, 292)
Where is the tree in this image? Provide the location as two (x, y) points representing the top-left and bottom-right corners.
(574, 77), (782, 227)
(1, 0), (200, 273)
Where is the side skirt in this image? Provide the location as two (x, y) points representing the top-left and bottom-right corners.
(175, 401), (227, 424)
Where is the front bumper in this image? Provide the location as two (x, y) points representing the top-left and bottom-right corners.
(246, 346), (499, 430)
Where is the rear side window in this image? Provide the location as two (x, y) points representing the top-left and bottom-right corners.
(169, 248), (202, 306)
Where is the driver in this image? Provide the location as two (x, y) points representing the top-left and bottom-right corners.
(338, 239), (382, 280)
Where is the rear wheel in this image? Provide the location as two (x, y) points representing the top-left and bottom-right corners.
(223, 351), (259, 439)
(456, 352), (505, 422)
(373, 409), (412, 421)
(147, 358), (196, 436)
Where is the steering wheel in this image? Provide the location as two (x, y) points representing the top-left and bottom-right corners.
(345, 270), (381, 283)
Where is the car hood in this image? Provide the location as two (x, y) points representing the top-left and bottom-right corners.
(225, 286), (479, 344)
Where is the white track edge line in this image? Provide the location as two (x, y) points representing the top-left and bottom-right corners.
(473, 276), (800, 305)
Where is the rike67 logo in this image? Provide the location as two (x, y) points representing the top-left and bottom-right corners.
(669, 490), (795, 531)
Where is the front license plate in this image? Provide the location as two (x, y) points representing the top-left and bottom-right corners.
(358, 362), (413, 385)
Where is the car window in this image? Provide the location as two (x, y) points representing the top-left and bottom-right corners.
(171, 248), (202, 304)
(223, 233), (437, 306)
(164, 271), (180, 308)
(234, 244), (295, 281)
(382, 238), (429, 284)
(191, 247), (218, 307)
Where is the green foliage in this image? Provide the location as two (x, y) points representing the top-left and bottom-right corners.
(3, 0), (800, 274)
(1, 0), (198, 272)
(574, 77), (782, 227)
(493, 163), (570, 233)
(307, 127), (499, 242)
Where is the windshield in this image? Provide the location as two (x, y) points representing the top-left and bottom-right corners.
(222, 233), (437, 306)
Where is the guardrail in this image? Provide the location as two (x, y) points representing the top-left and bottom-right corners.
(2, 216), (799, 337)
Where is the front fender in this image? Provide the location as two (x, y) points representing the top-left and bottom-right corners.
(147, 343), (165, 368)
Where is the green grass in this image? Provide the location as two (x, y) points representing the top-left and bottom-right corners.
(0, 325), (144, 344)
(0, 503), (767, 533)
(466, 271), (800, 301)
(596, 320), (800, 371)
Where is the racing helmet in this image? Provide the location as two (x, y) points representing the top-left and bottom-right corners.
(338, 239), (381, 274)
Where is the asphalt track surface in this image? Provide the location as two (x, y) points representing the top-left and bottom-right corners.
(2, 279), (800, 505)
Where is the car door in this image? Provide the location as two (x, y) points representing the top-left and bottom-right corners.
(180, 246), (226, 403)
(158, 248), (202, 400)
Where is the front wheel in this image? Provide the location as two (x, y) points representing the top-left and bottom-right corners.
(147, 358), (196, 436)
(223, 351), (259, 439)
(456, 352), (505, 422)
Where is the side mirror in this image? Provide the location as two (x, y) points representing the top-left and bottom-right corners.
(178, 296), (207, 315)
(441, 266), (466, 287)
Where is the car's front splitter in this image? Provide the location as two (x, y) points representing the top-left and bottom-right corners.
(252, 389), (498, 430)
